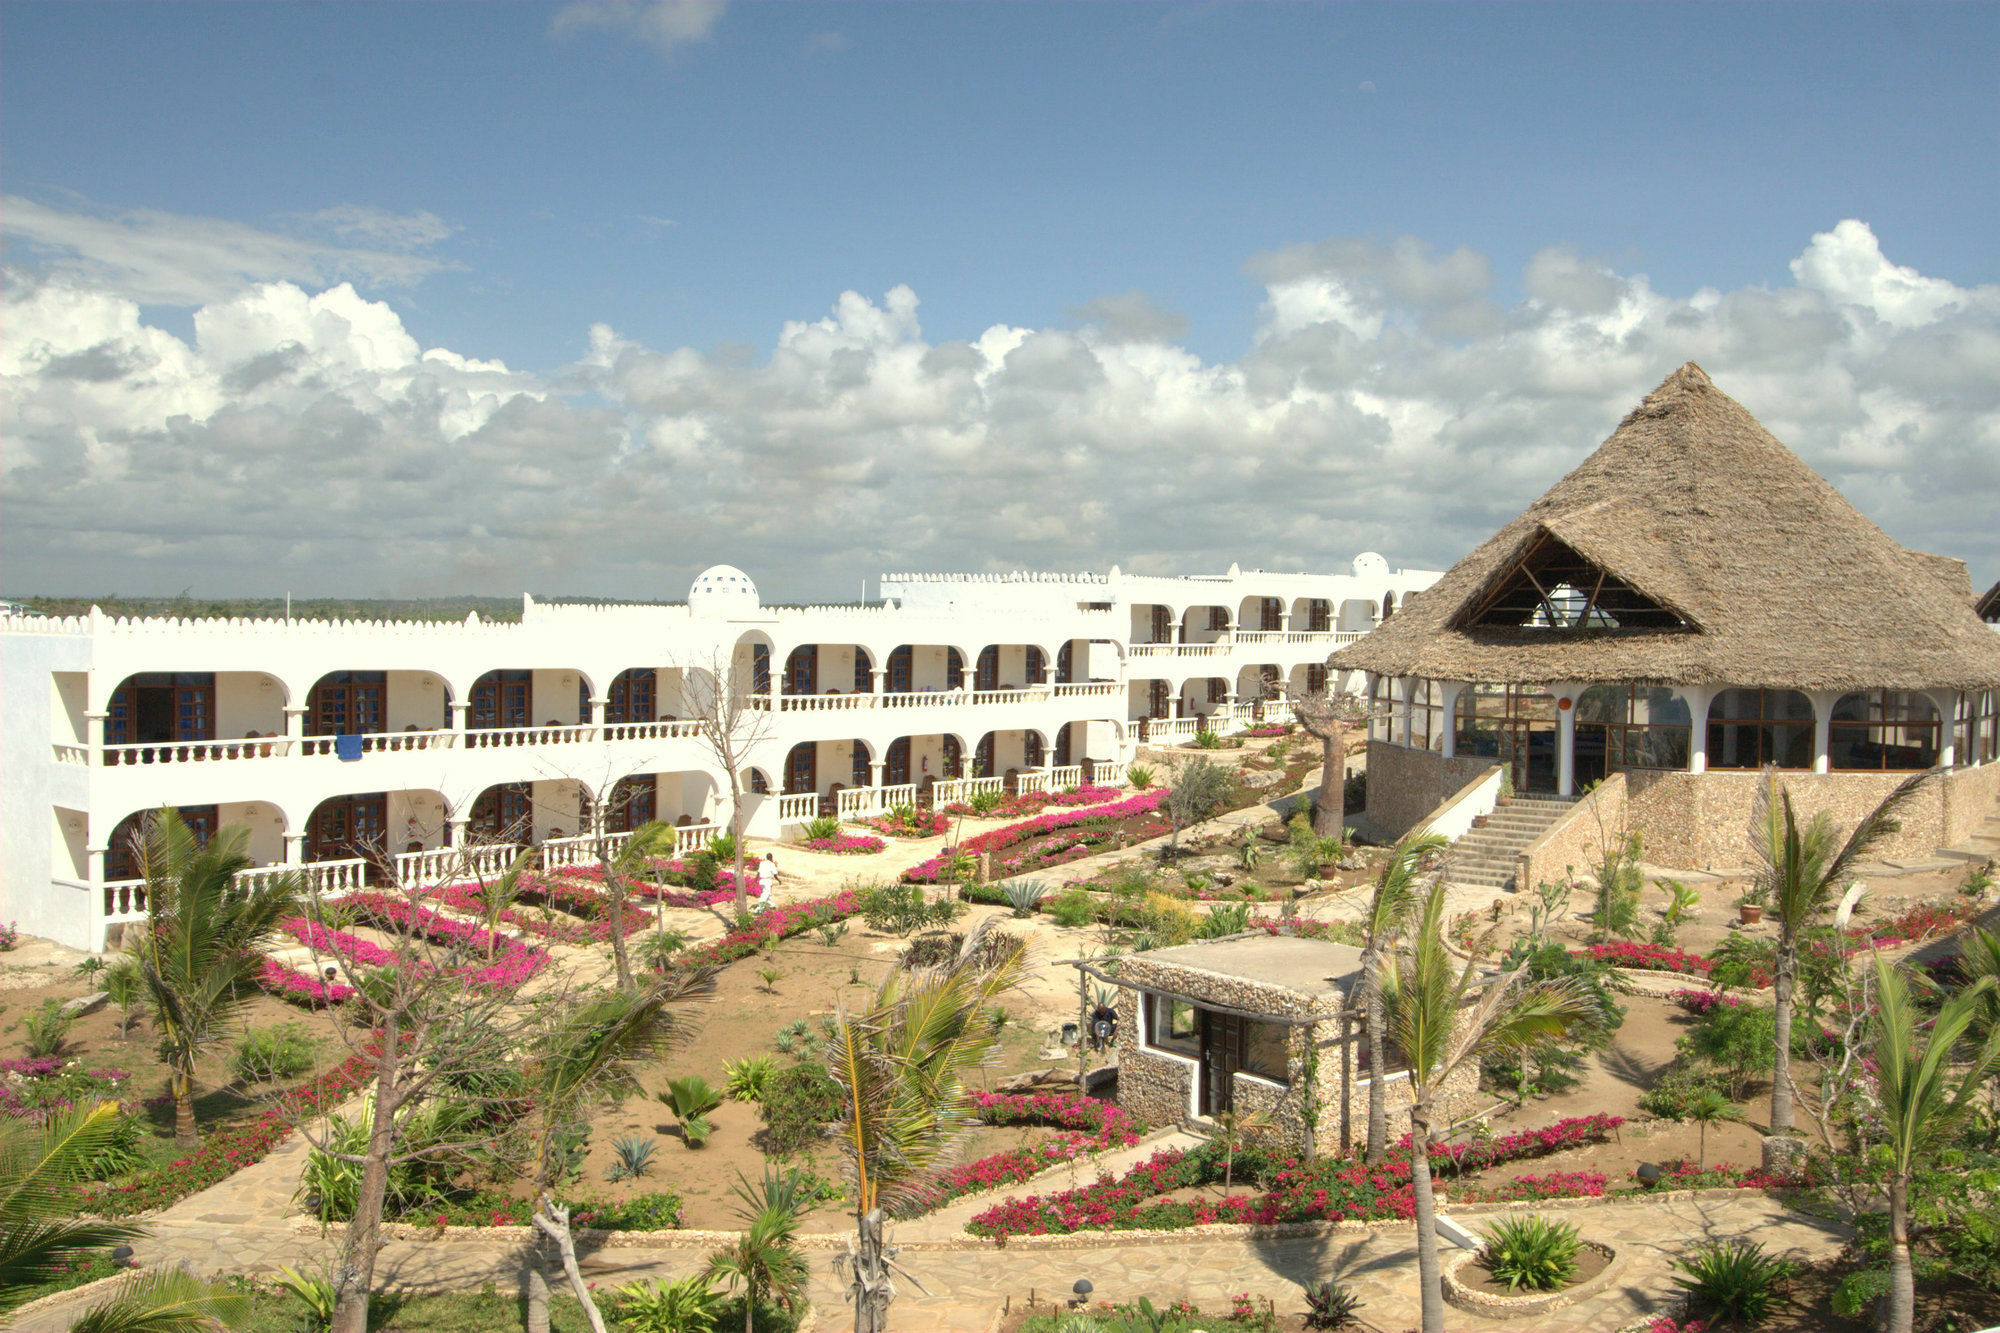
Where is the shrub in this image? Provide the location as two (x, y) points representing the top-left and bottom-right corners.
(1302, 1279), (1364, 1329)
(22, 1000), (76, 1059)
(573, 1191), (687, 1230)
(804, 815), (843, 842)
(1671, 1239), (1791, 1326)
(84, 1110), (153, 1181)
(1201, 902), (1252, 938)
(860, 884), (939, 935)
(968, 789), (1005, 815)
(707, 832), (738, 864)
(1049, 887), (1098, 929)
(234, 1021), (317, 1082)
(660, 1076), (725, 1147)
(1479, 1214), (1583, 1291)
(605, 1134), (658, 1183)
(759, 1062), (841, 1158)
(725, 1055), (778, 1103)
(0, 920), (18, 950)
(1638, 1066), (1735, 1121)
(1126, 763), (1156, 789)
(609, 1273), (721, 1333)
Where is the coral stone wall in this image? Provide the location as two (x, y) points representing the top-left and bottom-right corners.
(1364, 741), (1499, 841)
(1496, 763), (2000, 889)
(1112, 952), (1482, 1158)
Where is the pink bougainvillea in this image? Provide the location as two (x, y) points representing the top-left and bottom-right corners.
(904, 790), (1168, 883)
(799, 834), (888, 855)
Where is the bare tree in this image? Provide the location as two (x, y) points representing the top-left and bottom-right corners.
(1292, 688), (1378, 837)
(680, 648), (777, 916)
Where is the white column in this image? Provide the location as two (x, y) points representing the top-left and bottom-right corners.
(1557, 687), (1578, 797)
(871, 669), (886, 694)
(282, 831), (307, 865)
(1396, 677), (1413, 747)
(1810, 691), (1839, 774)
(1678, 687), (1711, 773)
(869, 762), (884, 787)
(448, 817), (470, 848)
(450, 701), (470, 732)
(588, 697), (606, 725)
(86, 711), (108, 751)
(1929, 690), (1959, 768)
(284, 706), (307, 740)
(1440, 683), (1466, 758)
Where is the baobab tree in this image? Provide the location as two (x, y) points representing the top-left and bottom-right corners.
(1291, 687), (1379, 837)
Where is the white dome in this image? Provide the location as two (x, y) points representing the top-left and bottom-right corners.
(688, 564), (761, 618)
(1351, 552), (1389, 579)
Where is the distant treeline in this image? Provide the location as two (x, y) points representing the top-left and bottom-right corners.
(13, 595), (643, 624)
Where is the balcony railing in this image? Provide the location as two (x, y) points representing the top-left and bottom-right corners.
(1047, 764), (1083, 788)
(102, 858), (373, 928)
(836, 783), (918, 819)
(930, 775), (1005, 805)
(397, 841), (524, 887)
(92, 719), (709, 767)
(777, 793), (820, 824)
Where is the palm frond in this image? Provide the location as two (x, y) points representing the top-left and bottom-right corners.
(1824, 768), (1935, 888)
(64, 1267), (251, 1333)
(1872, 959), (2000, 1172)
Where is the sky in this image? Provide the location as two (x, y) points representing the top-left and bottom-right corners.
(3, 1), (1997, 604)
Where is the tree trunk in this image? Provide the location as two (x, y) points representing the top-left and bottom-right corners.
(1314, 728), (1346, 838)
(1408, 1104), (1445, 1333)
(1364, 949), (1389, 1166)
(849, 1208), (894, 1333)
(730, 773), (750, 919)
(525, 1252), (552, 1333)
(1887, 1172), (1914, 1333)
(1771, 930), (1796, 1134)
(171, 1067), (198, 1148)
(533, 1199), (610, 1333)
(605, 863), (634, 992)
(330, 1016), (402, 1333)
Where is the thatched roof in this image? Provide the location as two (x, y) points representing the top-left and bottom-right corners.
(1332, 363), (2000, 692)
(1979, 578), (2000, 625)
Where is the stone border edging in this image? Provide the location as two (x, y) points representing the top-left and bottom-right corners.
(291, 1184), (1780, 1252)
(4, 1270), (138, 1323)
(1441, 1240), (1623, 1319)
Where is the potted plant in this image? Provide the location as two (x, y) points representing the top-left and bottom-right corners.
(1735, 884), (1768, 925)
(1496, 769), (1515, 807)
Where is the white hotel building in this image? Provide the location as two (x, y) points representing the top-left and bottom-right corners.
(0, 555), (1438, 951)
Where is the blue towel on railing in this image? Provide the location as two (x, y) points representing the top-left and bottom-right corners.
(334, 733), (365, 762)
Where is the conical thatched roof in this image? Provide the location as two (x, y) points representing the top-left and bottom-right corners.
(1331, 363), (2000, 692)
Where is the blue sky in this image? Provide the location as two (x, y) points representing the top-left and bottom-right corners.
(3, 2), (1997, 600)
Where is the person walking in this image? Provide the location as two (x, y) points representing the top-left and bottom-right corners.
(755, 852), (779, 911)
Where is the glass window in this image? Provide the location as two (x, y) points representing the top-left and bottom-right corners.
(1147, 995), (1199, 1058)
(1407, 679), (1447, 753)
(1707, 689), (1815, 770)
(1574, 685), (1692, 785)
(1243, 1019), (1291, 1084)
(1830, 691), (1940, 771)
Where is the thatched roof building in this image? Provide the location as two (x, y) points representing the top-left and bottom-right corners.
(1332, 363), (2000, 693)
(1979, 578), (2000, 626)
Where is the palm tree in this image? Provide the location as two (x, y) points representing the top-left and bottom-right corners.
(67, 1269), (250, 1333)
(828, 919), (1027, 1333)
(1387, 877), (1592, 1333)
(1869, 955), (2000, 1333)
(469, 845), (536, 961)
(1748, 768), (1930, 1138)
(130, 812), (303, 1146)
(520, 973), (715, 1333)
(707, 1196), (810, 1333)
(2, 1102), (146, 1315)
(593, 818), (677, 991)
(1360, 827), (1445, 1164)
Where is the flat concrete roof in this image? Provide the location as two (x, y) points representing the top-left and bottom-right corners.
(1137, 934), (1366, 999)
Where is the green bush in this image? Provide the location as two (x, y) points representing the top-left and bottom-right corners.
(725, 1055), (778, 1103)
(610, 1273), (721, 1333)
(708, 832), (738, 864)
(1201, 902), (1252, 938)
(1302, 1279), (1364, 1329)
(684, 850), (720, 892)
(22, 1000), (75, 1059)
(758, 1062), (841, 1158)
(968, 789), (1005, 815)
(660, 1076), (725, 1147)
(1637, 1065), (1735, 1121)
(804, 815), (843, 842)
(1049, 887), (1099, 929)
(1479, 1214), (1583, 1292)
(234, 1021), (317, 1082)
(1671, 1239), (1792, 1325)
(1125, 763), (1156, 789)
(1677, 1002), (1808, 1097)
(84, 1111), (153, 1181)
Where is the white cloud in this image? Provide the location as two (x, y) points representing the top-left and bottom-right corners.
(549, 0), (725, 55)
(4, 221), (1997, 600)
(1, 195), (456, 307)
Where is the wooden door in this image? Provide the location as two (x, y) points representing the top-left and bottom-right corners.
(1199, 1011), (1247, 1117)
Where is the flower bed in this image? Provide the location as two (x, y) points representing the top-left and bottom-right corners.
(282, 917), (396, 968)
(904, 790), (1170, 884)
(940, 784), (1129, 821)
(857, 809), (951, 839)
(258, 958), (357, 1007)
(1, 1058), (134, 1121)
(347, 893), (550, 987)
(967, 1114), (1625, 1238)
(671, 888), (868, 972)
(1667, 988), (1743, 1017)
(1239, 724), (1293, 738)
(89, 1052), (377, 1215)
(932, 1091), (1144, 1206)
(799, 834), (888, 855)
(1579, 941), (1715, 976)
(1845, 898), (1972, 950)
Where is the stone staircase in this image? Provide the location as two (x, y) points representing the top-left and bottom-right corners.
(1443, 795), (1578, 892)
(1939, 793), (2000, 867)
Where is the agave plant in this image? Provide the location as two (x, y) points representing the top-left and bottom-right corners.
(605, 1134), (658, 1183)
(1001, 879), (1048, 917)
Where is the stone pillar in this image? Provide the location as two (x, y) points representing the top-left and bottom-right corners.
(869, 763), (884, 788)
(588, 697), (606, 726)
(448, 817), (470, 848)
(450, 701), (470, 732)
(86, 711), (108, 750)
(283, 831), (307, 865)
(284, 706), (307, 740)
(871, 669), (886, 694)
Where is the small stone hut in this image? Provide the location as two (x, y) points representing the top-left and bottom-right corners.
(1107, 933), (1477, 1157)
